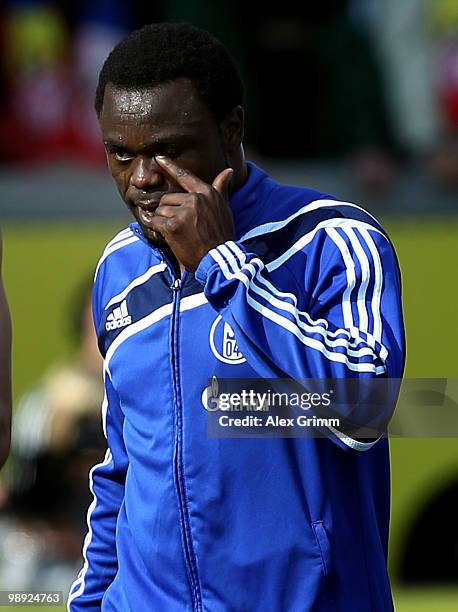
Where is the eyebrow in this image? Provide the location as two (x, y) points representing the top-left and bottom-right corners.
(103, 134), (194, 151)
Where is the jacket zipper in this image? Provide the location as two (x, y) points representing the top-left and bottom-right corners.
(170, 272), (203, 611)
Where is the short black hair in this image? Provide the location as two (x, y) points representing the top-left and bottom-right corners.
(95, 22), (245, 121)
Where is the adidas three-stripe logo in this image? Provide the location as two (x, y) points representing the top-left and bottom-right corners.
(106, 300), (132, 331)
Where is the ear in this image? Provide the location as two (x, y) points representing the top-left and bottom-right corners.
(220, 106), (244, 152)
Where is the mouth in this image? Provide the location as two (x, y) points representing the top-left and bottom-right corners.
(137, 207), (157, 226)
(134, 193), (166, 210)
(132, 194), (165, 225)
(129, 200), (164, 245)
(127, 191), (175, 245)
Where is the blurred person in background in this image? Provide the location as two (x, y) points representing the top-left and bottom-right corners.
(160, 0), (398, 191)
(235, 1), (398, 192)
(0, 0), (129, 166)
(5, 0), (455, 199)
(1, 0), (69, 163)
(0, 277), (104, 594)
(429, 0), (458, 187)
(0, 0), (404, 182)
(364, 0), (441, 158)
(359, 0), (458, 188)
(68, 0), (131, 165)
(0, 231), (12, 469)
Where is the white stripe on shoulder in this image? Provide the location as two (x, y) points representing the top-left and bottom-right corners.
(210, 242), (385, 374)
(104, 263), (168, 310)
(225, 242), (376, 357)
(342, 227), (371, 335)
(107, 227), (133, 244)
(360, 228), (384, 344)
(246, 219), (388, 361)
(240, 198), (380, 241)
(224, 241), (380, 360)
(265, 218), (388, 273)
(325, 227), (356, 331)
(94, 235), (140, 282)
(326, 226), (385, 350)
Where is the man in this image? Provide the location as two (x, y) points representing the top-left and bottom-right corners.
(0, 231), (12, 469)
(69, 23), (404, 611)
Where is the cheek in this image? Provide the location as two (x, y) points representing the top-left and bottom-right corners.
(201, 146), (228, 180)
(109, 165), (130, 197)
(187, 158), (223, 186)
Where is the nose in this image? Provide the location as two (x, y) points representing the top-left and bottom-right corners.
(130, 156), (165, 191)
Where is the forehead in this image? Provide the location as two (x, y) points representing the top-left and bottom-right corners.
(100, 79), (211, 134)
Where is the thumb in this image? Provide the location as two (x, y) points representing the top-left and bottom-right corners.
(212, 168), (234, 202)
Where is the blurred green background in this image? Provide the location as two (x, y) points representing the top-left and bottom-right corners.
(2, 217), (458, 610)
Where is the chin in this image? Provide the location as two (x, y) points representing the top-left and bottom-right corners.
(140, 225), (167, 248)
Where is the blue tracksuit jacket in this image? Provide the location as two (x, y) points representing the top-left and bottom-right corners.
(68, 162), (405, 611)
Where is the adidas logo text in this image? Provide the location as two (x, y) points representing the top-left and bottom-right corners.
(106, 300), (132, 331)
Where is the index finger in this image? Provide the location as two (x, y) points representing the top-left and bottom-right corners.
(155, 156), (208, 193)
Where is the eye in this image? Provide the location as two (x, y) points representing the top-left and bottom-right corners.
(114, 150), (134, 162)
(164, 147), (182, 159)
